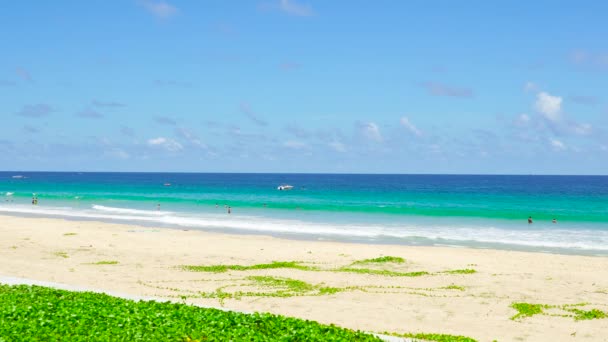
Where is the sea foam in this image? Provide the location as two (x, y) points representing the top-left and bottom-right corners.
(1, 204), (608, 253)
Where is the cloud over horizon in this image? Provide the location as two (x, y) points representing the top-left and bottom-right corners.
(76, 108), (104, 119)
(92, 100), (126, 108)
(240, 102), (268, 126)
(147, 137), (183, 152)
(16, 104), (53, 118)
(155, 116), (177, 125)
(358, 122), (383, 142)
(139, 0), (178, 19)
(278, 0), (314, 16)
(400, 117), (422, 137)
(420, 82), (473, 98)
(535, 92), (562, 122)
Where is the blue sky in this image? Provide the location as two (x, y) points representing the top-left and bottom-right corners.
(1, 0), (607, 174)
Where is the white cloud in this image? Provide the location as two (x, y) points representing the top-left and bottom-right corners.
(518, 114), (530, 124)
(550, 138), (565, 151)
(15, 67), (33, 82)
(570, 50), (608, 68)
(524, 81), (538, 93)
(400, 117), (422, 137)
(328, 141), (346, 153)
(105, 148), (130, 160)
(147, 137), (183, 152)
(240, 102), (268, 126)
(535, 92), (562, 121)
(139, 0), (178, 19)
(16, 104), (53, 118)
(420, 81), (473, 98)
(283, 140), (309, 150)
(76, 108), (104, 119)
(572, 123), (592, 135)
(175, 127), (207, 149)
(279, 0), (314, 16)
(360, 122), (382, 142)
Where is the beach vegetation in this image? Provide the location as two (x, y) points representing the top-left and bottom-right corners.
(63, 232), (77, 236)
(53, 251), (69, 258)
(0, 284), (381, 341)
(510, 303), (547, 320)
(568, 308), (606, 320)
(440, 284), (465, 291)
(247, 276), (314, 293)
(442, 269), (476, 274)
(337, 267), (429, 277)
(511, 302), (607, 321)
(352, 256), (405, 264)
(318, 287), (343, 295)
(91, 260), (119, 265)
(182, 260), (475, 280)
(182, 261), (316, 273)
(388, 332), (478, 342)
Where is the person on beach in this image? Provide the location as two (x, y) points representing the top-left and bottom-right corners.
(528, 216), (533, 224)
(552, 218), (557, 224)
(156, 203), (160, 211)
(227, 206), (231, 214)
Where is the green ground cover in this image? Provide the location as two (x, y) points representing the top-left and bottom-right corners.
(0, 284), (381, 341)
(90, 260), (119, 265)
(390, 332), (478, 342)
(181, 257), (476, 278)
(510, 302), (608, 321)
(182, 261), (316, 273)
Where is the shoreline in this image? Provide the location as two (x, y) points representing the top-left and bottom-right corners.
(1, 214), (608, 341)
(0, 209), (606, 257)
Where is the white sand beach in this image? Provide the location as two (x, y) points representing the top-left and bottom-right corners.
(1, 215), (607, 341)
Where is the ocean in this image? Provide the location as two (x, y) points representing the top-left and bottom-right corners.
(1, 172), (607, 255)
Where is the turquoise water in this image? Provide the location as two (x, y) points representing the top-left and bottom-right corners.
(1, 172), (607, 254)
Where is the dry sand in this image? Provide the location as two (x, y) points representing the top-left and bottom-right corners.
(1, 214), (607, 341)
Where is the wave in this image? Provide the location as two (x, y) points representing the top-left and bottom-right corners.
(91, 204), (172, 216)
(1, 204), (607, 253)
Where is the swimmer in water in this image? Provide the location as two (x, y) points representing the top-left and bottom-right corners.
(528, 216), (533, 224)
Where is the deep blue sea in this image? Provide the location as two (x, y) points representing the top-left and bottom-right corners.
(1, 172), (607, 255)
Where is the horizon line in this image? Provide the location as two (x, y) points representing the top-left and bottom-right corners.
(1, 170), (607, 177)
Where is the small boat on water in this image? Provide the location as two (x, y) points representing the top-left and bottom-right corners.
(277, 184), (294, 191)
(163, 183), (171, 186)
(12, 175), (25, 179)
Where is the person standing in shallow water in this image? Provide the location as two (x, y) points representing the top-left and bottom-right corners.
(528, 216), (533, 224)
(227, 206), (231, 214)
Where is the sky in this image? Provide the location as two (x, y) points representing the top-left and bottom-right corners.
(1, 0), (607, 174)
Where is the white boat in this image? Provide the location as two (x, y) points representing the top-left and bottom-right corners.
(12, 175), (25, 179)
(277, 184), (294, 191)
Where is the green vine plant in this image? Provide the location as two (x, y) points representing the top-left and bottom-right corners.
(181, 256), (476, 278)
(510, 302), (608, 321)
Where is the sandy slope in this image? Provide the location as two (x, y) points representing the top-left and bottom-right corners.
(1, 215), (607, 341)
